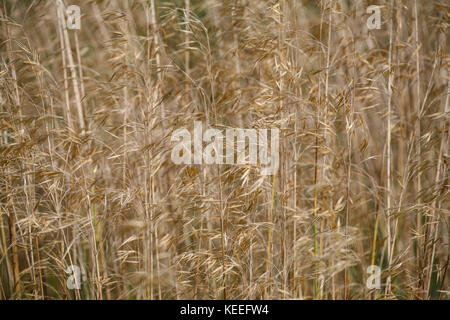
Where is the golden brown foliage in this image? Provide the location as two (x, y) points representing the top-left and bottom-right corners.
(0, 0), (448, 299)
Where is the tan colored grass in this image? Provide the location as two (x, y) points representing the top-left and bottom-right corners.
(0, 0), (448, 300)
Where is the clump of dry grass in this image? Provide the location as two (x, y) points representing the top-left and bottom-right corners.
(0, 0), (448, 300)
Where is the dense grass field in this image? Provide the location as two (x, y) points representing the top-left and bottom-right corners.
(0, 0), (448, 299)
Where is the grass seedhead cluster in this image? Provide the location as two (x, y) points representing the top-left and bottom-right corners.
(0, 0), (448, 299)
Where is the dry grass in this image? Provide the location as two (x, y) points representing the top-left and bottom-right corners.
(0, 0), (448, 299)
